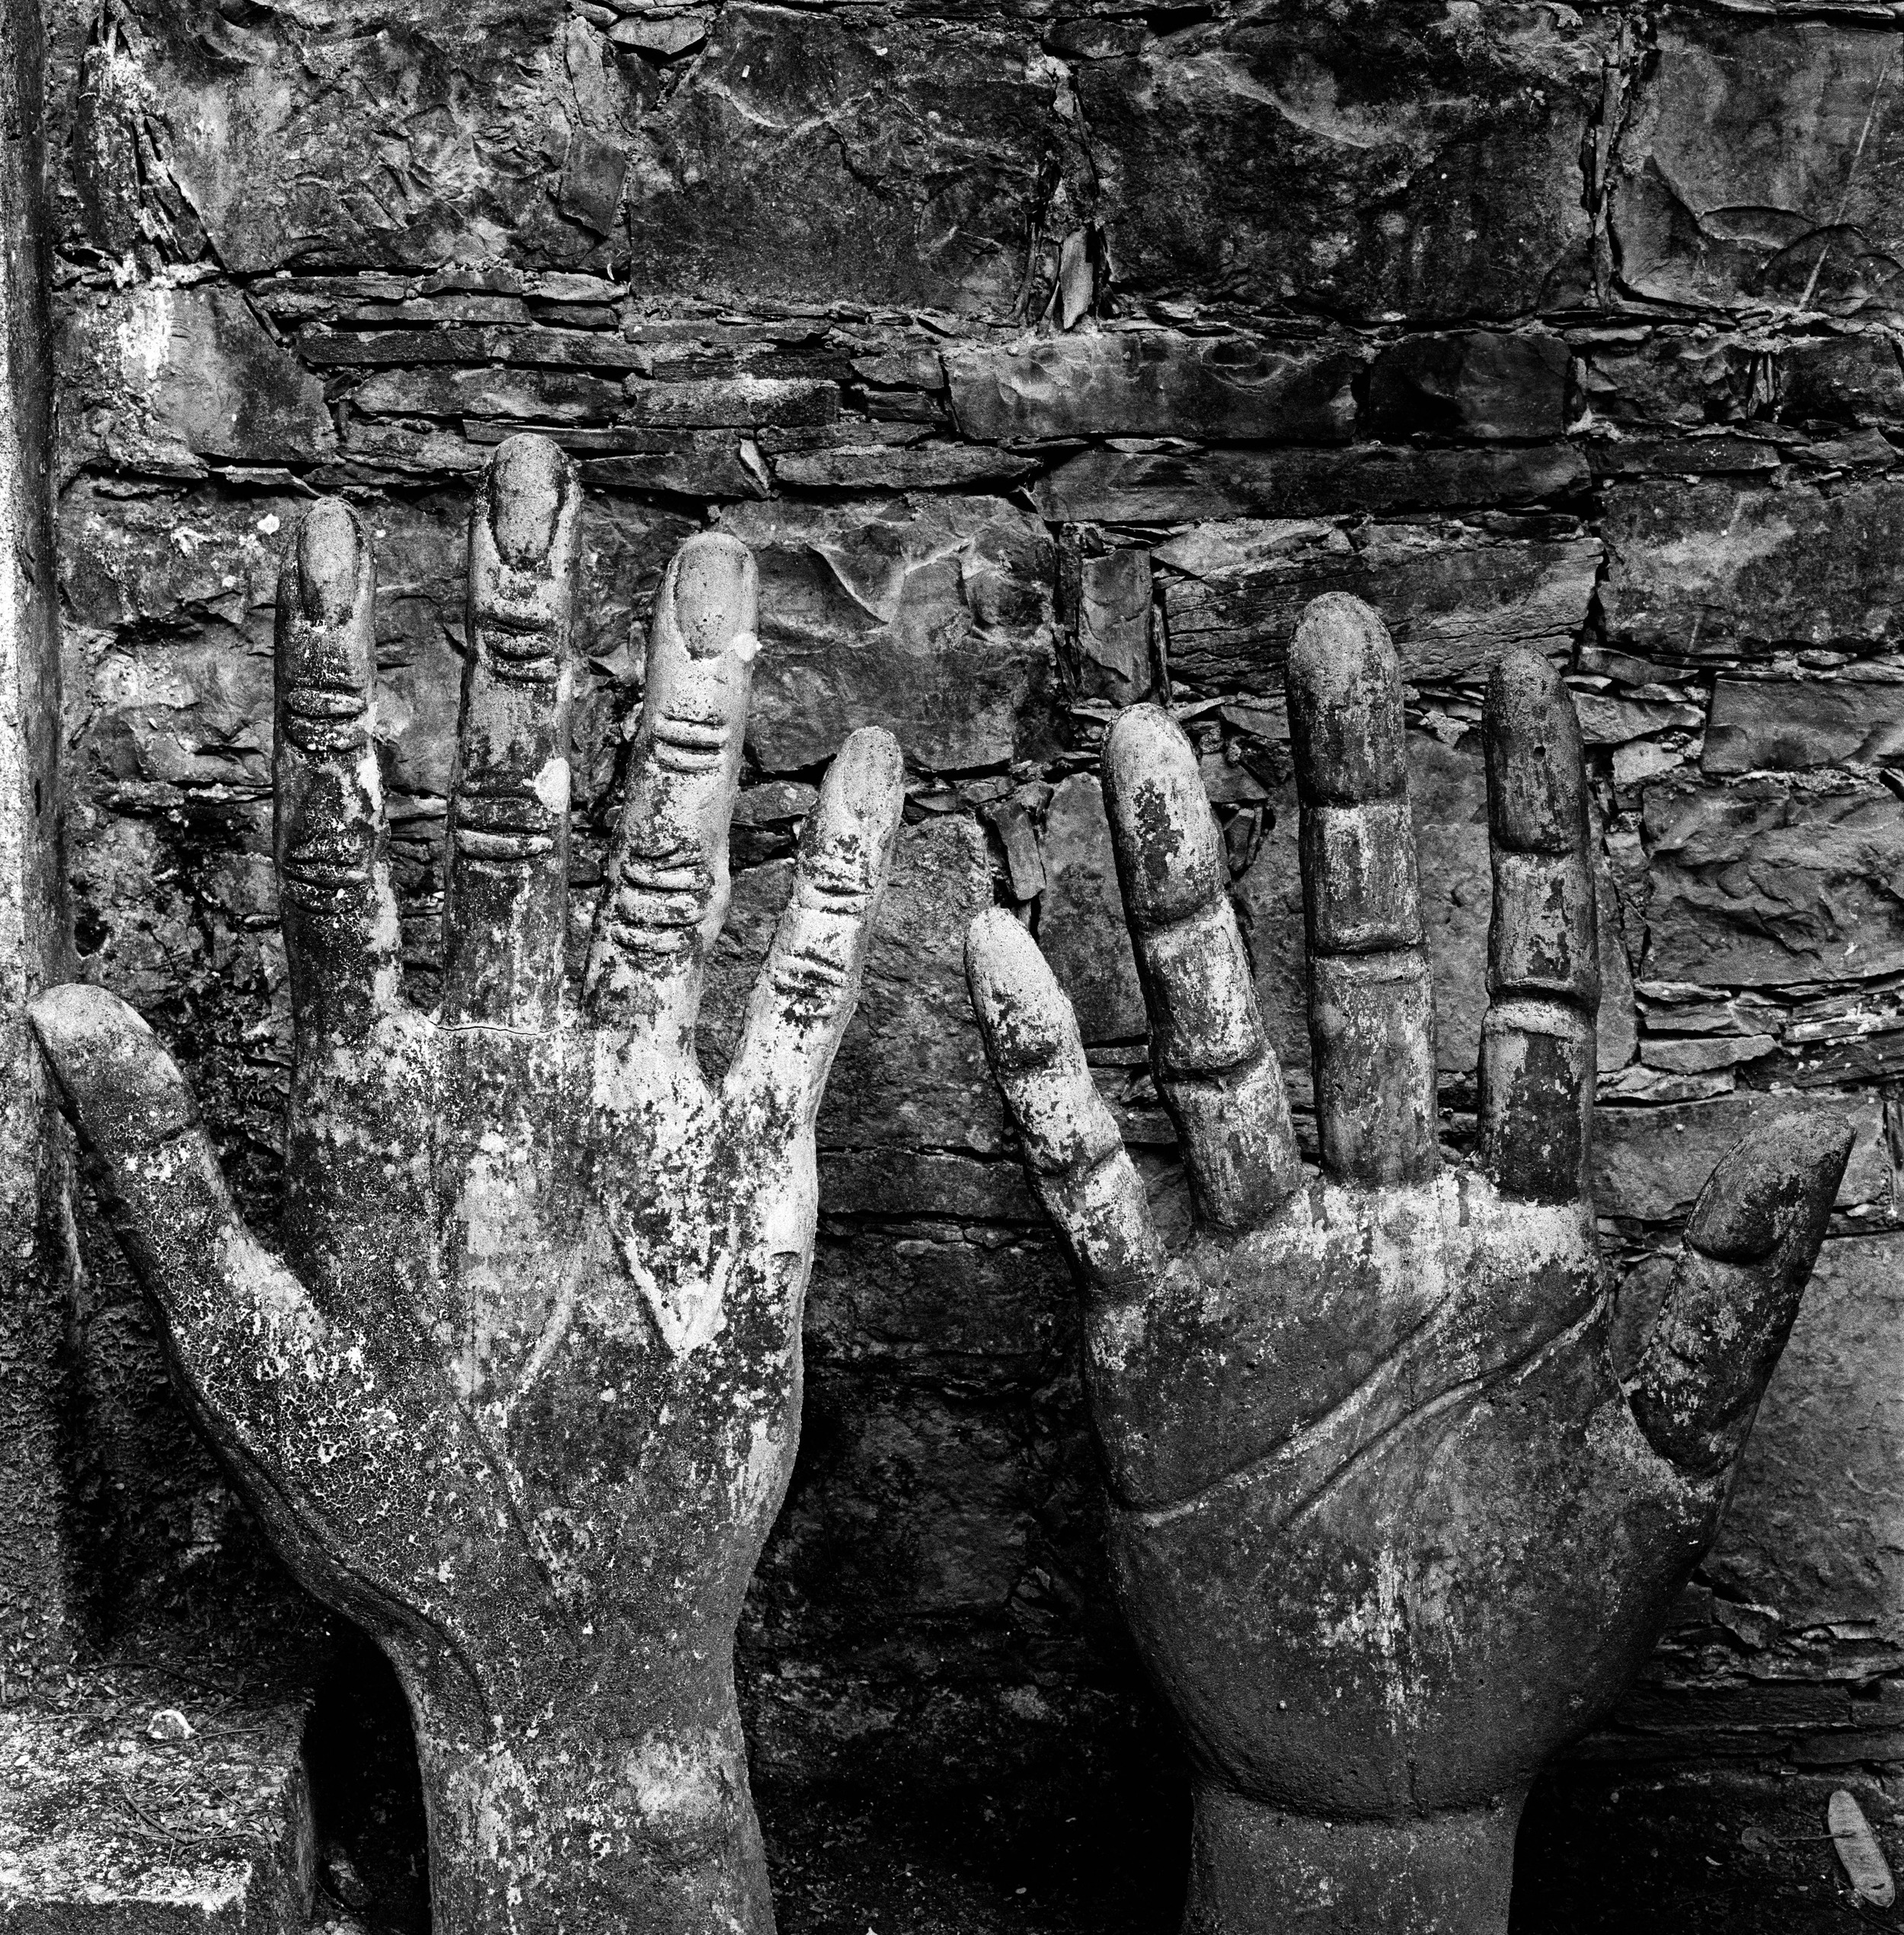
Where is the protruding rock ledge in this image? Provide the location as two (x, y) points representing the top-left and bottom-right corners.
(0, 1654), (315, 1935)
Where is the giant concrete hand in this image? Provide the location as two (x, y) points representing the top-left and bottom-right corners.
(966, 595), (1848, 1935)
(30, 436), (903, 1935)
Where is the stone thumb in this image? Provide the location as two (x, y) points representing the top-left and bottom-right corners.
(1628, 1114), (1851, 1477)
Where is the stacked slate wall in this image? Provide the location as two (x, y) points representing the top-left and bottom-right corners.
(35, 0), (1904, 1924)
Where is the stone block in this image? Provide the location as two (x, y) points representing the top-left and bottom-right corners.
(1704, 678), (1904, 773)
(84, 633), (274, 796)
(768, 445), (1038, 492)
(616, 376), (838, 429)
(342, 423), (489, 476)
(1163, 522), (1600, 690)
(1782, 334), (1904, 426)
(626, 5), (1086, 313)
(944, 330), (1359, 443)
(72, 6), (634, 273)
(1033, 442), (1588, 525)
(1700, 1236), (1904, 1646)
(1365, 330), (1570, 441)
(578, 438), (770, 500)
(1072, 549), (1152, 705)
(0, 1656), (315, 1933)
(1611, 15), (1904, 315)
(58, 286), (336, 477)
(1575, 330), (1762, 429)
(1593, 1090), (1886, 1226)
(296, 326), (648, 372)
(1601, 477), (1904, 656)
(350, 366), (629, 424)
(1036, 775), (1145, 1046)
(1076, 8), (1600, 318)
(61, 484), (290, 648)
(1640, 773), (1904, 985)
(1573, 694), (1704, 748)
(1582, 433), (1780, 481)
(717, 497), (1058, 773)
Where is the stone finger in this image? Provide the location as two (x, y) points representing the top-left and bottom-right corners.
(1477, 651), (1599, 1203)
(1630, 1114), (1851, 1477)
(443, 434), (582, 1030)
(727, 727), (905, 1134)
(275, 499), (399, 1048)
(28, 983), (330, 1428)
(1103, 704), (1299, 1230)
(587, 532), (756, 1060)
(1288, 592), (1438, 1187)
(965, 908), (1163, 1299)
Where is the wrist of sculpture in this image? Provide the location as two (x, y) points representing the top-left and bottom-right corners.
(411, 1680), (773, 1935)
(1183, 1782), (1524, 1935)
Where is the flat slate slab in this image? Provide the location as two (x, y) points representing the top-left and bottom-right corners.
(0, 1653), (315, 1933)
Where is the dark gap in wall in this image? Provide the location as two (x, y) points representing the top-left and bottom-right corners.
(305, 1625), (430, 1935)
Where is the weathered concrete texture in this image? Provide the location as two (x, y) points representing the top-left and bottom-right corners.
(1602, 479), (1904, 656)
(38, 476), (914, 1935)
(1611, 16), (1904, 316)
(0, 1656), (315, 1934)
(964, 628), (1853, 1932)
(1076, 4), (1601, 317)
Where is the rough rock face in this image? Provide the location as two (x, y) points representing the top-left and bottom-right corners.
(27, 0), (1904, 1925)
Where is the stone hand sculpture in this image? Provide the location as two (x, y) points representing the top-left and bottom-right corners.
(966, 594), (1848, 1935)
(31, 436), (905, 1935)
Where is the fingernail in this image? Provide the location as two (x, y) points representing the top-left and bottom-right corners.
(1104, 704), (1195, 812)
(1288, 592), (1406, 805)
(29, 983), (194, 1132)
(1486, 650), (1586, 852)
(834, 726), (904, 822)
(296, 500), (363, 624)
(487, 435), (569, 568)
(670, 532), (757, 659)
(1103, 704), (1222, 923)
(964, 909), (1072, 1067)
(1691, 1116), (1854, 1261)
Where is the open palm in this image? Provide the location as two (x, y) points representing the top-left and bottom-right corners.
(966, 595), (1847, 1935)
